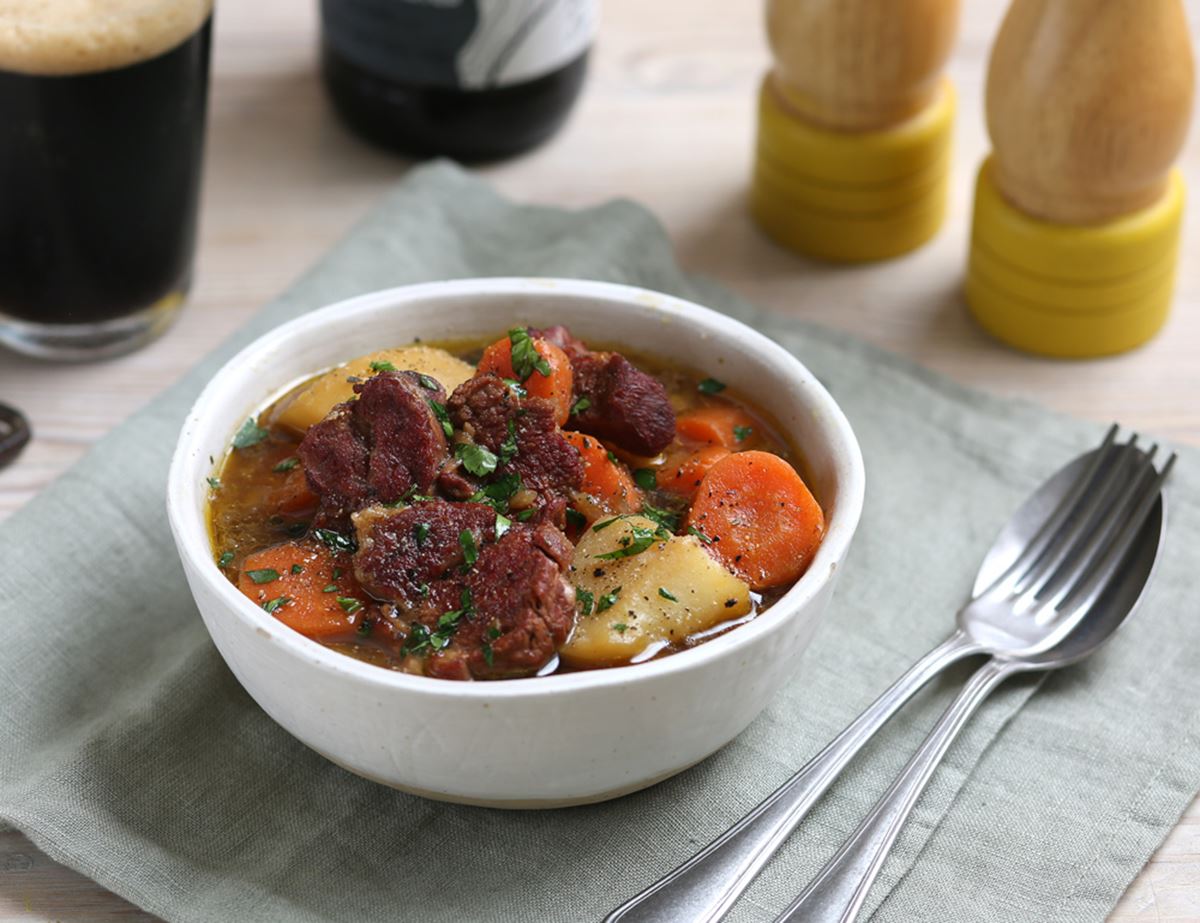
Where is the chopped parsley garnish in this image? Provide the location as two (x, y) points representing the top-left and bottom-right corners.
(595, 524), (669, 560)
(272, 456), (300, 473)
(413, 522), (431, 546)
(633, 468), (657, 491)
(261, 596), (291, 613)
(592, 517), (620, 532)
(733, 425), (754, 442)
(217, 551), (235, 568)
(495, 513), (513, 539)
(501, 378), (528, 398)
(576, 588), (594, 616)
(369, 360), (397, 372)
(428, 400), (454, 438)
(498, 420), (519, 465)
(332, 567), (343, 579)
(688, 525), (715, 544)
(357, 617), (374, 636)
(417, 374), (441, 391)
(402, 623), (432, 655)
(487, 624), (501, 640)
(429, 588), (474, 650)
(232, 417), (269, 449)
(290, 564), (304, 574)
(314, 528), (356, 553)
(569, 396), (591, 416)
(658, 587), (679, 602)
(508, 327), (552, 380)
(613, 623), (628, 634)
(246, 568), (280, 584)
(416, 583), (430, 598)
(606, 450), (618, 463)
(596, 587), (622, 613)
(469, 472), (523, 512)
(456, 441), (498, 477)
(459, 529), (478, 568)
(515, 508), (536, 521)
(206, 477), (221, 490)
(642, 503), (682, 533)
(336, 596), (362, 615)
(322, 584), (338, 593)
(698, 377), (727, 395)
(565, 508), (587, 530)
(482, 644), (494, 667)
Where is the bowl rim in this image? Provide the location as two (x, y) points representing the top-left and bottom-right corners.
(167, 277), (865, 700)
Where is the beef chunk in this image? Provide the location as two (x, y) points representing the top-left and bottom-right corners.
(570, 352), (676, 456)
(298, 370), (449, 523)
(352, 500), (497, 606)
(447, 374), (583, 519)
(530, 325), (588, 361)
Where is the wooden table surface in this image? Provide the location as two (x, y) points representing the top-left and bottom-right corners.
(2, 1), (1199, 919)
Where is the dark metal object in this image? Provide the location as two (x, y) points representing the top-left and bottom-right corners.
(0, 402), (31, 469)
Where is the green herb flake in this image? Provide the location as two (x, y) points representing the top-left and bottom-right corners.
(428, 400), (454, 438)
(413, 522), (431, 546)
(508, 328), (552, 380)
(592, 517), (620, 532)
(495, 513), (513, 539)
(314, 528), (356, 553)
(606, 450), (618, 463)
(633, 468), (657, 491)
(403, 623), (432, 655)
(469, 472), (523, 512)
(515, 508), (536, 521)
(595, 524), (667, 560)
(596, 587), (622, 613)
(482, 643), (494, 667)
(688, 525), (715, 545)
(337, 596), (363, 615)
(498, 419), (519, 465)
(569, 396), (591, 416)
(357, 617), (374, 636)
(417, 583), (430, 598)
(261, 596), (291, 613)
(416, 373), (440, 391)
(232, 417), (269, 449)
(642, 503), (682, 533)
(565, 508), (587, 530)
(272, 456), (300, 473)
(206, 477), (221, 490)
(217, 551), (235, 568)
(322, 584), (338, 593)
(487, 624), (502, 640)
(290, 564), (304, 575)
(733, 425), (754, 443)
(246, 568), (280, 584)
(576, 588), (595, 616)
(658, 587), (679, 602)
(698, 377), (727, 395)
(332, 567), (343, 579)
(459, 529), (479, 568)
(613, 623), (629, 634)
(369, 360), (397, 372)
(501, 377), (528, 399)
(456, 441), (499, 477)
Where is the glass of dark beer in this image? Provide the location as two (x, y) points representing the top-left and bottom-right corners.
(0, 2), (213, 360)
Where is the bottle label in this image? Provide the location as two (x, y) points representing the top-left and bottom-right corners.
(321, 0), (597, 89)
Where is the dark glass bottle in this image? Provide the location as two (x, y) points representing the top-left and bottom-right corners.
(320, 0), (596, 163)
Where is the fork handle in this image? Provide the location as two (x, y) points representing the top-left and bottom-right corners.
(603, 629), (983, 923)
(774, 657), (1017, 923)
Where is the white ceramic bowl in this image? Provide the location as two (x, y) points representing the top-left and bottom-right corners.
(167, 278), (865, 807)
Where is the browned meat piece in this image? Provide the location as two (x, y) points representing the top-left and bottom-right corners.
(298, 370), (450, 523)
(352, 500), (497, 605)
(530, 324), (588, 361)
(570, 352), (676, 456)
(447, 374), (583, 521)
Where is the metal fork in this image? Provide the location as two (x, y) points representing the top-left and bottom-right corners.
(605, 426), (1173, 923)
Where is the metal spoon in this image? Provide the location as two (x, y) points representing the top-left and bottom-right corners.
(605, 427), (1170, 923)
(776, 442), (1169, 922)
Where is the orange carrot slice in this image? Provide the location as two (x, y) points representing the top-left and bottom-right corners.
(676, 404), (760, 449)
(686, 451), (824, 590)
(478, 332), (573, 425)
(563, 430), (642, 519)
(657, 445), (732, 499)
(237, 541), (367, 640)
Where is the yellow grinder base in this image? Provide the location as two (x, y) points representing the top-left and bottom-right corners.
(750, 75), (955, 263)
(967, 158), (1185, 358)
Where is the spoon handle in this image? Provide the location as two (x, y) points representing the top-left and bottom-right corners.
(603, 629), (983, 923)
(774, 657), (1015, 923)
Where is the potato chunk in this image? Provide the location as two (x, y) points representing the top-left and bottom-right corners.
(274, 346), (475, 434)
(561, 515), (752, 668)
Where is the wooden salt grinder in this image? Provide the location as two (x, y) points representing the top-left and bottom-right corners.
(751, 0), (962, 262)
(966, 0), (1195, 357)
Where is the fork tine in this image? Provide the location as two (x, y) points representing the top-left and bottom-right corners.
(1016, 440), (1153, 602)
(1052, 451), (1175, 620)
(980, 424), (1119, 599)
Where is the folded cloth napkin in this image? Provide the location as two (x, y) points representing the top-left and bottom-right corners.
(1, 162), (1197, 923)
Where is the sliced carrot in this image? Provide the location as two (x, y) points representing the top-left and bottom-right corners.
(478, 333), (573, 425)
(685, 451), (824, 590)
(676, 404), (760, 449)
(237, 540), (367, 640)
(658, 445), (732, 499)
(563, 430), (642, 520)
(265, 464), (318, 520)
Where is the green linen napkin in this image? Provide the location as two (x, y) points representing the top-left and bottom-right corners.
(2, 162), (1197, 923)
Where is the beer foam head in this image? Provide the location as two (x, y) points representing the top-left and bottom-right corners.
(0, 0), (212, 76)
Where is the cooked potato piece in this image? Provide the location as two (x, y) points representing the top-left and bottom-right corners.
(561, 515), (752, 668)
(273, 345), (475, 433)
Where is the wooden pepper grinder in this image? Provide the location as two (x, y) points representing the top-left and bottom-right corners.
(967, 0), (1195, 357)
(751, 0), (961, 262)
